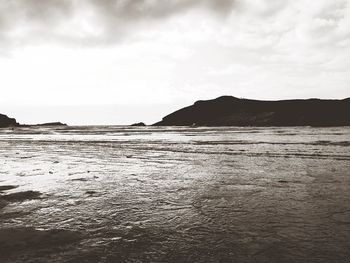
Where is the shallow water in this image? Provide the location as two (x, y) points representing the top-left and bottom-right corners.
(0, 126), (350, 262)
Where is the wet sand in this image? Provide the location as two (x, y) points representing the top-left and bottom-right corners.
(0, 126), (350, 262)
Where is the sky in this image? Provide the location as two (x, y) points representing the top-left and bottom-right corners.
(0, 0), (349, 125)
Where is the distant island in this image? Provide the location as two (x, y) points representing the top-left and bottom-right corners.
(154, 96), (350, 127)
(131, 122), (146, 127)
(32, 122), (67, 127)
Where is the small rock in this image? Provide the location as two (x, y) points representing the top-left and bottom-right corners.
(71, 178), (89, 182)
(278, 180), (288, 183)
(85, 191), (97, 196)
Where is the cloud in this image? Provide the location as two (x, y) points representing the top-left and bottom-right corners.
(0, 0), (236, 47)
(1, 0), (349, 51)
(1, 0), (350, 125)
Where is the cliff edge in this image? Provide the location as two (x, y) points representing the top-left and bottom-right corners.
(154, 96), (350, 126)
(0, 114), (18, 128)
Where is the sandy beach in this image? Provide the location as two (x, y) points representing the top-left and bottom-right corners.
(1, 126), (350, 262)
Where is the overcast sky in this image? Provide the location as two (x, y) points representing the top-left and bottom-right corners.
(0, 0), (349, 125)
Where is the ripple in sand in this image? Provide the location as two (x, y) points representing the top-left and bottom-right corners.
(0, 191), (42, 202)
(0, 185), (18, 192)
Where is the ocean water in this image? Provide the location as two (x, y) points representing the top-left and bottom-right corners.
(0, 126), (350, 263)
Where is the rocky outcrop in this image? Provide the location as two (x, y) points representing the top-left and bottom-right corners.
(131, 122), (146, 126)
(154, 96), (350, 127)
(0, 114), (18, 128)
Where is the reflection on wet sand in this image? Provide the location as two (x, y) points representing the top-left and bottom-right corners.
(0, 227), (82, 262)
(0, 126), (350, 262)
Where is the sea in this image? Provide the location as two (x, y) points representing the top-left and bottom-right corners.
(0, 126), (350, 263)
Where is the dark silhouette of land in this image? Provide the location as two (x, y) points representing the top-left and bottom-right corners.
(34, 122), (67, 127)
(0, 115), (67, 128)
(131, 122), (146, 127)
(2, 96), (350, 127)
(0, 114), (18, 128)
(154, 96), (350, 126)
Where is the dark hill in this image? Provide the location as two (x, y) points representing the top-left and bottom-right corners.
(0, 114), (18, 128)
(154, 96), (350, 127)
